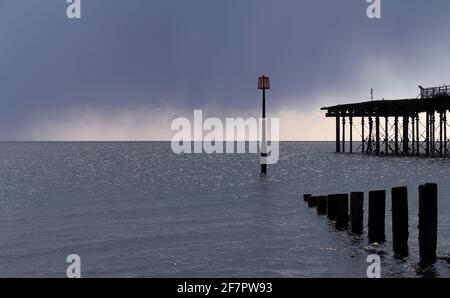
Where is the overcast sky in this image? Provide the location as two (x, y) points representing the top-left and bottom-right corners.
(2, 0), (450, 140)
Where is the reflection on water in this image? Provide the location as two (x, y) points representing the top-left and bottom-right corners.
(415, 262), (440, 278)
(0, 142), (448, 277)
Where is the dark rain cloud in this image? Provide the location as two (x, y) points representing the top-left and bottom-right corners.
(1, 0), (450, 139)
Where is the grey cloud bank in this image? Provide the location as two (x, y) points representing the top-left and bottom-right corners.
(1, 0), (450, 140)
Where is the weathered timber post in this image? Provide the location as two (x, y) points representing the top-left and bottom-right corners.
(308, 196), (318, 208)
(317, 196), (328, 215)
(350, 192), (364, 234)
(303, 194), (311, 202)
(392, 187), (409, 256)
(368, 190), (386, 243)
(336, 194), (349, 228)
(418, 183), (438, 263)
(327, 194), (338, 220)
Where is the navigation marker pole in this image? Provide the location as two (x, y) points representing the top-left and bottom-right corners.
(258, 75), (270, 175)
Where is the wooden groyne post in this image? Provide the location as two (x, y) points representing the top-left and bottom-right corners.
(418, 183), (438, 263)
(327, 194), (338, 220)
(303, 183), (440, 264)
(303, 194), (311, 202)
(368, 190), (386, 243)
(308, 196), (318, 208)
(391, 187), (409, 256)
(336, 194), (349, 228)
(350, 192), (364, 234)
(317, 196), (328, 215)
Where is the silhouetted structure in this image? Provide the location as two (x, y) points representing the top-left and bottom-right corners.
(304, 183), (439, 263)
(418, 183), (438, 263)
(350, 192), (364, 234)
(368, 190), (386, 243)
(321, 85), (450, 157)
(258, 75), (270, 173)
(392, 187), (409, 256)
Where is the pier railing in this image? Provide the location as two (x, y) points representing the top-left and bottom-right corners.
(421, 85), (450, 99)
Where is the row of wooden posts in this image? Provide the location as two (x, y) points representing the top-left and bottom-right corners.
(303, 183), (438, 263)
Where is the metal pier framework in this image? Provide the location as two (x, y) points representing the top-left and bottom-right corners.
(321, 85), (450, 157)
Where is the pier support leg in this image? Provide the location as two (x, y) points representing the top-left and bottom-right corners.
(394, 116), (399, 155)
(440, 112), (443, 157)
(361, 117), (365, 153)
(375, 116), (380, 155)
(368, 117), (373, 154)
(349, 117), (353, 154)
(416, 114), (420, 156)
(342, 117), (346, 153)
(403, 116), (409, 155)
(426, 112), (430, 157)
(392, 187), (409, 257)
(336, 116), (341, 153)
(418, 183), (438, 263)
(431, 112), (435, 156)
(350, 192), (364, 234)
(411, 116), (415, 155)
(368, 190), (386, 243)
(385, 117), (389, 154)
(443, 110), (447, 156)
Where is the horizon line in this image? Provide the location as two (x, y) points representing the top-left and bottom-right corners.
(0, 140), (338, 143)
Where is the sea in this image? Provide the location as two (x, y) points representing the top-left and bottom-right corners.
(0, 142), (449, 277)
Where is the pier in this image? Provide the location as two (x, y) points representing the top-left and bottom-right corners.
(321, 85), (450, 157)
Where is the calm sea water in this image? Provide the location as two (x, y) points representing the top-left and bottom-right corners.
(0, 142), (449, 277)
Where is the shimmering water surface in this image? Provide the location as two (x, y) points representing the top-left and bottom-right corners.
(0, 142), (449, 277)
